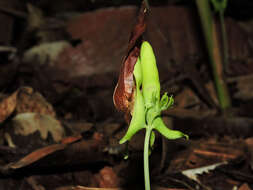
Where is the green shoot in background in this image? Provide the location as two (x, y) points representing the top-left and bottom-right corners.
(119, 41), (188, 190)
(195, 0), (231, 110)
(210, 0), (229, 71)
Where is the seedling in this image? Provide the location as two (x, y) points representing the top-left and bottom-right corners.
(115, 41), (188, 190)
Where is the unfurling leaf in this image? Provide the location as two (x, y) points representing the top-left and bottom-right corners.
(160, 93), (174, 111)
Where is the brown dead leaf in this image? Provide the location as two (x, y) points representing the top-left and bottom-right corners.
(113, 47), (139, 115)
(93, 167), (120, 188)
(12, 112), (65, 142)
(113, 1), (148, 123)
(238, 183), (251, 190)
(0, 90), (18, 123)
(0, 132), (107, 175)
(61, 134), (82, 144)
(126, 1), (148, 53)
(15, 87), (56, 117)
(0, 87), (56, 123)
(6, 143), (67, 170)
(228, 74), (253, 101)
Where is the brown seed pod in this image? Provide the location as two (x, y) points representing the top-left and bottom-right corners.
(113, 48), (139, 122)
(113, 0), (148, 123)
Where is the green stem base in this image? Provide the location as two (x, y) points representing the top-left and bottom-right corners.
(144, 127), (152, 190)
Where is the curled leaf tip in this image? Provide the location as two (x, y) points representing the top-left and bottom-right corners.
(119, 138), (127, 145)
(153, 117), (188, 140)
(184, 134), (189, 140)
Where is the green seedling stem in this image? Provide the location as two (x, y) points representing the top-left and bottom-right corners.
(195, 0), (231, 110)
(144, 127), (152, 190)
